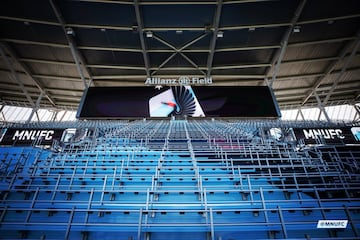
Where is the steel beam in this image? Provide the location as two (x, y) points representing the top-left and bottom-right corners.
(323, 37), (360, 105)
(66, 0), (282, 5)
(0, 64), (359, 83)
(151, 33), (208, 75)
(2, 12), (360, 32)
(314, 92), (331, 122)
(267, 0), (306, 87)
(92, 74), (265, 79)
(27, 92), (44, 123)
(134, 0), (151, 77)
(59, 111), (66, 121)
(301, 28), (360, 105)
(277, 67), (360, 81)
(354, 104), (360, 121)
(0, 42), (56, 106)
(2, 36), (354, 53)
(180, 52), (206, 75)
(288, 36), (356, 48)
(0, 105), (6, 121)
(206, 0), (223, 78)
(51, 110), (57, 121)
(0, 44), (35, 106)
(0, 99), (75, 110)
(18, 54), (359, 70)
(49, 0), (92, 89)
(295, 107), (305, 121)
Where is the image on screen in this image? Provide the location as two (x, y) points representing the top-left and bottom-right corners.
(149, 86), (205, 117)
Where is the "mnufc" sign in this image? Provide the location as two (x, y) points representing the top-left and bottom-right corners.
(145, 76), (212, 86)
(0, 128), (65, 146)
(303, 129), (345, 140)
(12, 130), (55, 141)
(293, 127), (357, 145)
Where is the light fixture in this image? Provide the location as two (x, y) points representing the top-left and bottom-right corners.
(146, 31), (153, 38)
(66, 27), (75, 36)
(217, 31), (224, 38)
(293, 26), (301, 33)
(132, 25), (138, 33)
(248, 27), (256, 32)
(176, 30), (183, 34)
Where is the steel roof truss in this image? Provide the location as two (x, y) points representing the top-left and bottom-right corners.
(151, 33), (209, 75)
(0, 44), (35, 106)
(49, 0), (92, 89)
(267, 0), (306, 87)
(134, 0), (151, 77)
(206, 0), (223, 78)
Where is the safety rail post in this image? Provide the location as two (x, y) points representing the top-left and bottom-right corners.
(293, 173), (303, 203)
(111, 166), (117, 191)
(146, 188), (150, 219)
(209, 208), (215, 240)
(0, 205), (7, 223)
(8, 174), (17, 190)
(344, 205), (359, 237)
(119, 158), (125, 184)
(277, 205), (288, 239)
(100, 175), (107, 204)
(314, 186), (336, 238)
(247, 174), (254, 204)
(237, 166), (243, 190)
(85, 188), (94, 223)
(69, 167), (76, 190)
(25, 187), (39, 223)
(204, 187), (208, 224)
(65, 206), (75, 240)
(51, 175), (61, 202)
(137, 208), (143, 240)
(230, 157), (235, 175)
(259, 187), (269, 223)
(337, 171), (351, 198)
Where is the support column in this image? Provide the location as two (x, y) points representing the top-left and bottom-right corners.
(295, 107), (305, 121)
(354, 104), (360, 121)
(0, 105), (6, 121)
(314, 92), (331, 122)
(27, 92), (44, 123)
(51, 110), (59, 122)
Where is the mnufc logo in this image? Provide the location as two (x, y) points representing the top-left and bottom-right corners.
(303, 129), (345, 140)
(317, 220), (348, 228)
(12, 130), (55, 141)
